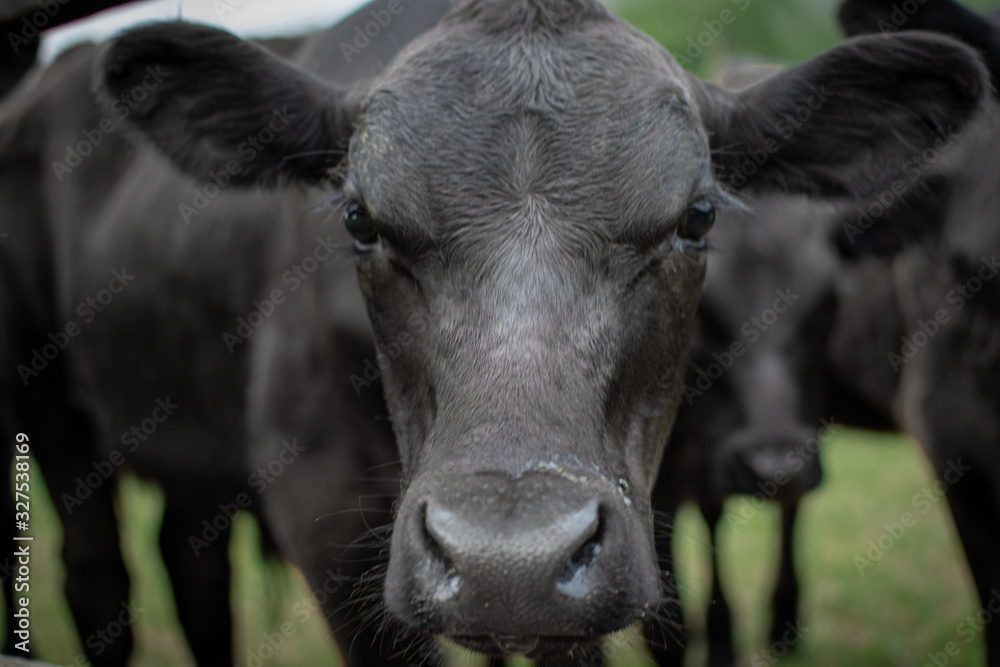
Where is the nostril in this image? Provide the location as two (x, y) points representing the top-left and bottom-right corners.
(421, 503), (461, 599)
(557, 508), (605, 596)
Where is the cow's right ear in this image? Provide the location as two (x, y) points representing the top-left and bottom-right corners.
(96, 21), (357, 187)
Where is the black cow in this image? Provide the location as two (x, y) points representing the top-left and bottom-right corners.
(635, 61), (898, 667)
(0, 0), (992, 665)
(653, 194), (839, 667)
(831, 0), (1000, 663)
(0, 0), (142, 97)
(0, 0), (452, 663)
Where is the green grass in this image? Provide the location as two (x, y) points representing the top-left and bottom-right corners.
(21, 472), (346, 667)
(17, 429), (984, 666)
(611, 0), (1000, 79)
(612, 0), (842, 78)
(673, 430), (982, 667)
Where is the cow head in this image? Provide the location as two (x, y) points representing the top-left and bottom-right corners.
(98, 0), (988, 657)
(680, 196), (838, 505)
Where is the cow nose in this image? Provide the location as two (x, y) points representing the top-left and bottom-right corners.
(713, 427), (824, 499)
(422, 497), (602, 602)
(384, 471), (660, 645)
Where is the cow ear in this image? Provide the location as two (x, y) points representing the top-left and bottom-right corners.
(96, 22), (357, 187)
(696, 32), (989, 198)
(837, 0), (1000, 81)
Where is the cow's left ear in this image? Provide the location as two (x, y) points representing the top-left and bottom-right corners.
(97, 21), (357, 187)
(695, 32), (989, 199)
(837, 0), (1000, 83)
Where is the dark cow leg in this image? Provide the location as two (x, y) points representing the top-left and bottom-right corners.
(702, 502), (736, 667)
(159, 484), (233, 666)
(939, 464), (1000, 666)
(23, 383), (131, 667)
(768, 502), (802, 649)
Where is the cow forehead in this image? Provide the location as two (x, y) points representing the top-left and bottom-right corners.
(347, 8), (712, 257)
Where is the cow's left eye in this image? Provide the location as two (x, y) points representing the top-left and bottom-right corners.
(345, 202), (378, 248)
(678, 202), (716, 245)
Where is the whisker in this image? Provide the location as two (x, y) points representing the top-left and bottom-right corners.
(281, 148), (346, 162)
(315, 507), (393, 521)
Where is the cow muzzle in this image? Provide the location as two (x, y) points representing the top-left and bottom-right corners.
(384, 470), (659, 656)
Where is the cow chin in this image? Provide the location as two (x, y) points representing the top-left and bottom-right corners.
(447, 633), (605, 659)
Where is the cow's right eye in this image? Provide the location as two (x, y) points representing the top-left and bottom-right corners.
(678, 202), (715, 245)
(345, 202), (378, 249)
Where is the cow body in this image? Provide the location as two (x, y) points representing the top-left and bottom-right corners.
(835, 1), (1000, 662)
(1, 0), (994, 664)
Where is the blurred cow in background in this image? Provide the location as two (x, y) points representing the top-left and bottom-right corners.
(652, 192), (887, 667)
(0, 0), (140, 97)
(653, 2), (1000, 662)
(833, 0), (1000, 663)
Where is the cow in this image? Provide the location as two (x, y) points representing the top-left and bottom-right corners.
(1, 0), (993, 664)
(651, 194), (835, 667)
(657, 2), (1000, 663)
(644, 61), (916, 667)
(829, 0), (1000, 663)
(0, 0), (142, 97)
(0, 0), (452, 663)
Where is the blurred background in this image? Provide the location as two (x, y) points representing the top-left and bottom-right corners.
(13, 0), (1000, 665)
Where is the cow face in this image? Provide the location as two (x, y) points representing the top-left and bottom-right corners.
(99, 0), (988, 657)
(681, 197), (839, 504)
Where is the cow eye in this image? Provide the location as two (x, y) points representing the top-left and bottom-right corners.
(678, 202), (716, 245)
(344, 202), (378, 249)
